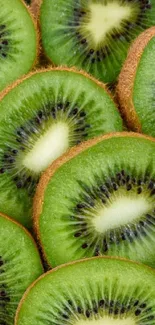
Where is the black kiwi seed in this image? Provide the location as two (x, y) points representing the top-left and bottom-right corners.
(85, 310), (90, 317)
(135, 309), (141, 316)
(77, 307), (82, 313)
(82, 243), (88, 249)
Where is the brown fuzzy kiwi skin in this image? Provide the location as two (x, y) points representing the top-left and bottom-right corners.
(31, 0), (52, 68)
(31, 0), (42, 18)
(0, 66), (115, 104)
(15, 255), (155, 325)
(0, 212), (44, 271)
(33, 131), (155, 268)
(22, 0), (41, 69)
(116, 27), (155, 132)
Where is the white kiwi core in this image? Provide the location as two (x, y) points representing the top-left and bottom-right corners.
(75, 316), (136, 325)
(85, 2), (132, 45)
(93, 195), (150, 234)
(23, 122), (69, 173)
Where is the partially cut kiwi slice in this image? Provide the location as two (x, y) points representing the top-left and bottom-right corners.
(34, 132), (155, 268)
(40, 0), (155, 84)
(15, 257), (155, 325)
(0, 213), (43, 325)
(117, 27), (155, 136)
(0, 0), (38, 92)
(0, 68), (122, 228)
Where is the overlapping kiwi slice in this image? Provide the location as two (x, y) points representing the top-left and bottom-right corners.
(34, 133), (155, 268)
(0, 213), (43, 325)
(0, 0), (37, 92)
(15, 257), (155, 325)
(40, 0), (155, 83)
(0, 68), (122, 228)
(117, 27), (155, 136)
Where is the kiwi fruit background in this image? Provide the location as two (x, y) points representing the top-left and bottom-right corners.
(34, 133), (155, 268)
(0, 0), (38, 93)
(0, 2), (155, 325)
(0, 213), (43, 325)
(40, 0), (155, 84)
(0, 68), (122, 228)
(117, 26), (155, 136)
(15, 257), (155, 325)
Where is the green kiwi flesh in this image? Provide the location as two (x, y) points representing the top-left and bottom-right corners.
(0, 214), (43, 325)
(36, 134), (155, 268)
(0, 0), (37, 92)
(15, 257), (155, 325)
(40, 0), (155, 83)
(132, 34), (155, 136)
(0, 69), (122, 228)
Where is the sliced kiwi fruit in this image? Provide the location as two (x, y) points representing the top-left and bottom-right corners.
(40, 0), (155, 84)
(0, 0), (37, 93)
(0, 213), (43, 325)
(0, 68), (122, 228)
(15, 257), (155, 325)
(34, 132), (155, 268)
(117, 27), (155, 136)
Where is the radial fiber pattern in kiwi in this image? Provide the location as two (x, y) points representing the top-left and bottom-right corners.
(0, 69), (122, 228)
(117, 27), (155, 137)
(0, 214), (43, 325)
(15, 257), (155, 325)
(0, 0), (37, 92)
(35, 134), (155, 268)
(40, 0), (155, 83)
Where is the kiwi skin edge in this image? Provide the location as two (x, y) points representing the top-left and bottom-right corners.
(15, 255), (155, 325)
(0, 212), (43, 271)
(0, 66), (114, 102)
(0, 0), (40, 95)
(116, 27), (155, 133)
(31, 0), (42, 18)
(21, 0), (40, 71)
(33, 131), (155, 268)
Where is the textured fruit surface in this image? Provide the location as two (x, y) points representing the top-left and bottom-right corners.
(0, 214), (43, 325)
(117, 27), (155, 135)
(40, 0), (155, 83)
(133, 34), (155, 136)
(15, 257), (155, 325)
(0, 69), (122, 228)
(35, 133), (155, 268)
(0, 0), (37, 92)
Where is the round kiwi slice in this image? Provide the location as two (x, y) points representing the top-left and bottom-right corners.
(0, 213), (43, 325)
(40, 0), (155, 84)
(34, 132), (155, 268)
(117, 27), (155, 136)
(0, 0), (37, 93)
(0, 68), (122, 228)
(15, 257), (155, 325)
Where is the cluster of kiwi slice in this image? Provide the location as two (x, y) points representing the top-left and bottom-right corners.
(0, 1), (155, 325)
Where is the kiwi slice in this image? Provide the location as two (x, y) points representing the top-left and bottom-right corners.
(0, 0), (37, 92)
(117, 27), (155, 136)
(40, 0), (155, 84)
(0, 68), (122, 228)
(34, 132), (155, 268)
(0, 213), (43, 325)
(15, 257), (155, 325)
